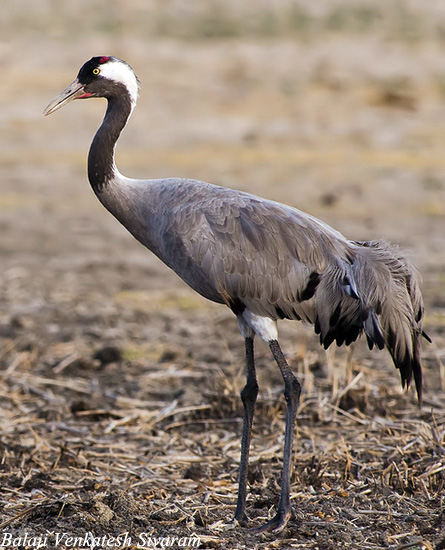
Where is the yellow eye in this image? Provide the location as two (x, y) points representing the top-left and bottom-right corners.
(92, 68), (100, 75)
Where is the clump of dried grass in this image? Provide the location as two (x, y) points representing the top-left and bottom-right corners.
(0, 305), (444, 548)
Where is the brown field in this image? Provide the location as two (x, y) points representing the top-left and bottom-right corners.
(1, 1), (445, 549)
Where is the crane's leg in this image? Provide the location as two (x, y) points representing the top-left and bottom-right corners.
(234, 336), (259, 526)
(254, 339), (301, 533)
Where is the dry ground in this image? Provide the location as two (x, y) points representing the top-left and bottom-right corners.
(1, 2), (445, 549)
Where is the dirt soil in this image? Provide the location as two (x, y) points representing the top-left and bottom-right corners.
(1, 2), (445, 549)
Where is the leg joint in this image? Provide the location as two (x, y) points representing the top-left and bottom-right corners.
(284, 376), (301, 403)
(241, 380), (259, 404)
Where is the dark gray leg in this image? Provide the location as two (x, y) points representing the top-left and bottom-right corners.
(254, 339), (301, 533)
(234, 336), (258, 525)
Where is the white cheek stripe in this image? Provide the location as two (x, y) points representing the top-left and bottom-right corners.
(240, 310), (278, 342)
(100, 60), (139, 105)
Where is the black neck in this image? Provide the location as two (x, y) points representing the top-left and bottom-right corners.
(88, 92), (133, 194)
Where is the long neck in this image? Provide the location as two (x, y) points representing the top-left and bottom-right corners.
(88, 93), (133, 194)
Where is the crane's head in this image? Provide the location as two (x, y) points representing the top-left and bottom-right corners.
(44, 56), (139, 116)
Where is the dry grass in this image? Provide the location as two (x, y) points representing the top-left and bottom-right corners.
(0, 295), (444, 548)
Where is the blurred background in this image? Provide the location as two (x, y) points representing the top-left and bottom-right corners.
(2, 0), (445, 283)
(2, 1), (445, 269)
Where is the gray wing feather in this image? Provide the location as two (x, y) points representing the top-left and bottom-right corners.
(156, 185), (350, 322)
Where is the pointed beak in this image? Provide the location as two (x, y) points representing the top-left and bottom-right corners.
(44, 78), (89, 116)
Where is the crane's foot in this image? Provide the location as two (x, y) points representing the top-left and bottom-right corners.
(250, 507), (292, 534)
(233, 510), (249, 528)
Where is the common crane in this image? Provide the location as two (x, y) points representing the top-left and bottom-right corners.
(44, 56), (428, 533)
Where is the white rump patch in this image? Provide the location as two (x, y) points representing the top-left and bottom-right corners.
(100, 58), (139, 106)
(241, 310), (278, 342)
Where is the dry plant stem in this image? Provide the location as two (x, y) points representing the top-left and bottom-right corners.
(253, 339), (301, 533)
(234, 336), (258, 526)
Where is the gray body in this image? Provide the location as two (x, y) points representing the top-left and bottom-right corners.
(101, 175), (424, 384)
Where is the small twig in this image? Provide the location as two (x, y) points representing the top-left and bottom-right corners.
(335, 371), (364, 403)
(0, 501), (47, 529)
(324, 403), (369, 425)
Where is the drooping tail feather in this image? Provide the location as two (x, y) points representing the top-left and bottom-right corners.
(314, 239), (427, 404)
